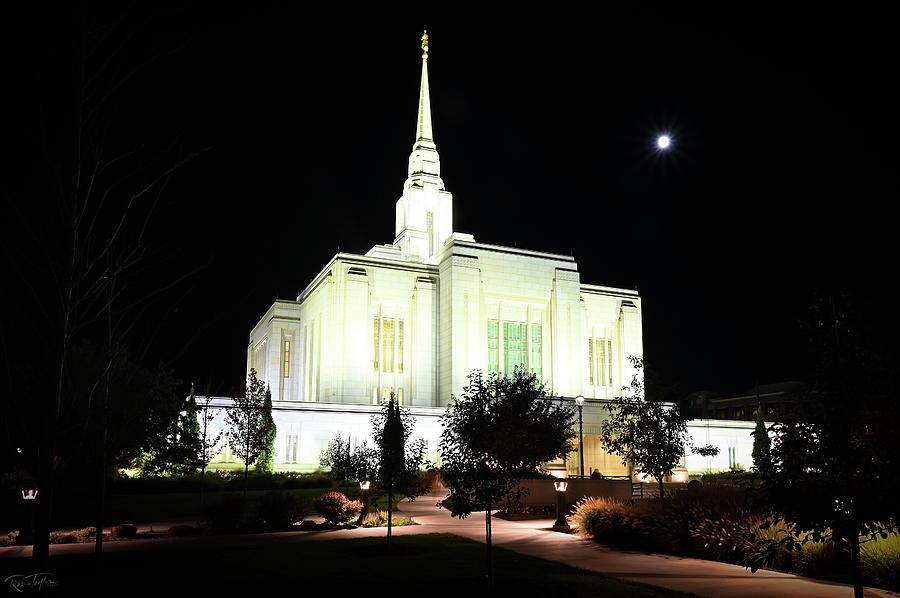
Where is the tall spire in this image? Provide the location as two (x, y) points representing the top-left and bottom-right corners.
(408, 30), (442, 185)
(390, 29), (454, 264)
(416, 30), (433, 143)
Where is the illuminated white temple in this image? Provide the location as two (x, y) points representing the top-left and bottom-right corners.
(213, 33), (755, 475)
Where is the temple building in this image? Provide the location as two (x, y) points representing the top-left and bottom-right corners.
(208, 33), (756, 476)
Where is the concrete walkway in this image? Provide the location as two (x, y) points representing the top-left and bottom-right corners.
(2, 494), (896, 598)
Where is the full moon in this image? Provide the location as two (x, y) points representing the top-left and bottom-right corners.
(657, 135), (671, 149)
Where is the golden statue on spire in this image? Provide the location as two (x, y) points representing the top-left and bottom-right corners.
(421, 30), (429, 59)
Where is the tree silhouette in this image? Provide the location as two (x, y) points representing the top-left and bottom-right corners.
(439, 369), (574, 583)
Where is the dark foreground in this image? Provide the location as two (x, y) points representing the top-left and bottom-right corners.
(1, 533), (692, 597)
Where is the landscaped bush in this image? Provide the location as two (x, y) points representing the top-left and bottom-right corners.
(359, 510), (416, 528)
(71, 527), (96, 540)
(343, 499), (363, 522)
(114, 524), (138, 539)
(257, 490), (306, 530)
(796, 538), (839, 579)
(861, 533), (900, 591)
(49, 532), (78, 544)
(573, 488), (900, 592)
(571, 497), (653, 549)
(111, 471), (333, 495)
(1, 531), (19, 547)
(280, 473), (333, 490)
(113, 472), (227, 494)
(314, 491), (353, 525)
(700, 470), (758, 487)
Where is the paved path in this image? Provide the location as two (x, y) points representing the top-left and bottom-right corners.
(2, 494), (896, 598)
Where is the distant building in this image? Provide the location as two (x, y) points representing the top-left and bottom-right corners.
(686, 382), (806, 422)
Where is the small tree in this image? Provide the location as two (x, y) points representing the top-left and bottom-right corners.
(226, 369), (267, 498)
(751, 406), (771, 472)
(320, 435), (375, 493)
(599, 356), (715, 499)
(256, 386), (276, 474)
(439, 369), (574, 582)
(320, 435), (355, 483)
(370, 395), (428, 546)
(757, 294), (899, 598)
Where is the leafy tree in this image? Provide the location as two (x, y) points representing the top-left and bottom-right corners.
(320, 435), (375, 492)
(256, 386), (276, 474)
(320, 435), (356, 482)
(757, 294), (899, 598)
(751, 406), (771, 472)
(439, 369), (574, 582)
(599, 356), (716, 499)
(226, 369), (268, 498)
(370, 396), (428, 546)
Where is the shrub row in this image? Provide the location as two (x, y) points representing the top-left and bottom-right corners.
(112, 471), (334, 494)
(571, 486), (900, 591)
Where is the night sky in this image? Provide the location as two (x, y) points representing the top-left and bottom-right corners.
(4, 7), (898, 398)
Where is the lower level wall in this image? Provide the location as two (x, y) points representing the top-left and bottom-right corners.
(203, 399), (759, 475)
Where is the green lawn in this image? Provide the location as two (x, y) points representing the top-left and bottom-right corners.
(0, 533), (693, 597)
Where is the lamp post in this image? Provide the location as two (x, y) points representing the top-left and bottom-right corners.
(357, 480), (371, 526)
(20, 489), (38, 546)
(575, 395), (585, 478)
(553, 479), (570, 531)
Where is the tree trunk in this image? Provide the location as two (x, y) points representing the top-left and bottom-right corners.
(32, 458), (53, 565)
(243, 461), (249, 500)
(658, 477), (665, 500)
(387, 483), (393, 548)
(243, 421), (251, 500)
(485, 498), (493, 586)
(849, 533), (863, 598)
(200, 465), (206, 512)
(94, 433), (106, 558)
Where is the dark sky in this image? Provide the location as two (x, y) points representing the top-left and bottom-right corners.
(4, 7), (898, 398)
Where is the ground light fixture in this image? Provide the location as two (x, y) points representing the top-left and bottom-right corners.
(357, 480), (372, 525)
(553, 479), (570, 531)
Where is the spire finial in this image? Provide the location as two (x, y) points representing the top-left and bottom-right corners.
(421, 30), (429, 59)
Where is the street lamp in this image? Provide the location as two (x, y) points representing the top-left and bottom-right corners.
(553, 479), (569, 531)
(575, 396), (585, 478)
(657, 134), (671, 150)
(357, 480), (371, 525)
(20, 489), (38, 546)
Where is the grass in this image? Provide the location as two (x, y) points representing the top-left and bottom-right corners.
(0, 533), (694, 597)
